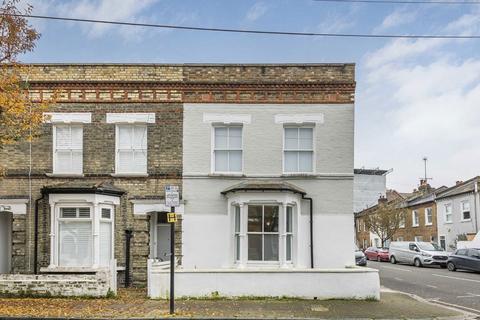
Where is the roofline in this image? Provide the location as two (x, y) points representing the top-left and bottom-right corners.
(42, 186), (125, 197)
(19, 63), (356, 67)
(221, 187), (306, 196)
(436, 176), (479, 200)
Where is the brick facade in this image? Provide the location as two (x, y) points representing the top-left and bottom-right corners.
(0, 63), (355, 286)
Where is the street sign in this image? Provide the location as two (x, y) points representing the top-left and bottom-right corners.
(167, 213), (177, 223)
(165, 185), (180, 207)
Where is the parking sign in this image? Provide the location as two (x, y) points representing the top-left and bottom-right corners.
(165, 185), (180, 207)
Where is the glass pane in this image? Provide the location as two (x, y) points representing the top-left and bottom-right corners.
(248, 234), (262, 261)
(286, 235), (292, 261)
(299, 128), (313, 149)
(133, 150), (147, 173)
(59, 221), (92, 267)
(70, 126), (83, 149)
(234, 206), (241, 233)
(286, 207), (293, 232)
(298, 151), (313, 172)
(55, 150), (72, 173)
(118, 150), (134, 173)
(229, 151), (242, 172)
(284, 128), (298, 150)
(214, 150), (228, 172)
(56, 125), (71, 148)
(61, 208), (77, 218)
(284, 151), (298, 172)
(118, 125), (133, 148)
(71, 150), (82, 173)
(99, 222), (112, 267)
(229, 127), (242, 149)
(101, 208), (111, 219)
(215, 127), (228, 149)
(78, 207), (91, 218)
(235, 235), (240, 261)
(248, 205), (262, 232)
(264, 234), (279, 261)
(133, 126), (147, 149)
(264, 206), (279, 232)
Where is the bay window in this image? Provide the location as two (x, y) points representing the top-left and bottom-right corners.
(286, 206), (293, 262)
(99, 208), (113, 267)
(53, 125), (83, 174)
(116, 125), (148, 174)
(284, 127), (314, 173)
(213, 126), (242, 173)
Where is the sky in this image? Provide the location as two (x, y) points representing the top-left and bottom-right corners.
(18, 0), (480, 192)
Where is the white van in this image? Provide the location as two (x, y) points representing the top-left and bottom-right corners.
(389, 241), (449, 267)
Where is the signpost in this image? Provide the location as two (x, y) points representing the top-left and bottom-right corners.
(165, 185), (179, 315)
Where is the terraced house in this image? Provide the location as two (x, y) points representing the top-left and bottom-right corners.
(0, 63), (379, 299)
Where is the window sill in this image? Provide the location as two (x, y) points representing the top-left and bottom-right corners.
(282, 173), (316, 177)
(46, 173), (84, 178)
(209, 173), (245, 177)
(461, 219), (472, 222)
(40, 266), (104, 274)
(425, 223), (433, 226)
(412, 225), (419, 228)
(111, 173), (149, 177)
(444, 221), (453, 224)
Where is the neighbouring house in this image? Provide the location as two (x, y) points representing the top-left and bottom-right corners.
(0, 63), (379, 299)
(353, 168), (390, 247)
(395, 181), (446, 244)
(436, 177), (480, 251)
(355, 190), (405, 249)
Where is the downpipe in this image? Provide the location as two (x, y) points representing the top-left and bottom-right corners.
(34, 191), (45, 275)
(302, 195), (314, 269)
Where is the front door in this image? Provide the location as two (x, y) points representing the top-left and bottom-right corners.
(156, 224), (171, 261)
(0, 213), (12, 274)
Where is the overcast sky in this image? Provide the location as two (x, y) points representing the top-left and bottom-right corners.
(20, 0), (480, 192)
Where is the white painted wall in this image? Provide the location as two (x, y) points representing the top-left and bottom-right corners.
(182, 103), (356, 270)
(148, 263), (380, 300)
(437, 193), (480, 251)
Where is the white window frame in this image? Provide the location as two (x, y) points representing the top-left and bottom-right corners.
(412, 210), (420, 227)
(52, 124), (83, 175)
(425, 207), (433, 226)
(461, 201), (471, 221)
(114, 124), (148, 175)
(211, 124), (243, 174)
(285, 206), (294, 262)
(99, 206), (114, 267)
(234, 206), (241, 262)
(444, 203), (453, 223)
(283, 125), (315, 174)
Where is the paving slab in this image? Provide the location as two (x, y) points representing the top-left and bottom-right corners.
(0, 288), (467, 319)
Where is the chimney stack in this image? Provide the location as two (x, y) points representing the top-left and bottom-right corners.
(378, 195), (388, 204)
(456, 181), (463, 186)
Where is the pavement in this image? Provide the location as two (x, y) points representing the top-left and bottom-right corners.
(0, 288), (469, 319)
(368, 259), (480, 316)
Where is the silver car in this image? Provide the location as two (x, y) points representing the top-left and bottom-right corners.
(389, 241), (449, 268)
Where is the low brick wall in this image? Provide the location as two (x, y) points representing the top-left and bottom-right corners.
(0, 270), (114, 297)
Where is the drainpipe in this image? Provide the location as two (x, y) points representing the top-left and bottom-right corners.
(125, 229), (133, 287)
(34, 191), (45, 274)
(302, 195), (314, 269)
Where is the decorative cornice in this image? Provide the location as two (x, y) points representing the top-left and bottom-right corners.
(27, 81), (355, 104)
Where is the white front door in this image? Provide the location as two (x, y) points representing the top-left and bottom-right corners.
(156, 224), (171, 261)
(0, 213), (12, 274)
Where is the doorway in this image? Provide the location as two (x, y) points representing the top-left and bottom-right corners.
(151, 212), (171, 262)
(0, 212), (12, 274)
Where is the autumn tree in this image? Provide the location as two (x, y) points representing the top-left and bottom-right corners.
(0, 0), (49, 148)
(364, 200), (407, 248)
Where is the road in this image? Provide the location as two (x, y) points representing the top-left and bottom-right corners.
(368, 260), (480, 315)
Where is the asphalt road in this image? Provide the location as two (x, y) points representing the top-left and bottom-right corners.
(368, 260), (480, 316)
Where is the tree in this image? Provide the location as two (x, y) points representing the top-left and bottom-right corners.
(0, 0), (50, 148)
(364, 200), (406, 248)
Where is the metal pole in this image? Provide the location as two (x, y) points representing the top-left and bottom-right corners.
(169, 206), (175, 315)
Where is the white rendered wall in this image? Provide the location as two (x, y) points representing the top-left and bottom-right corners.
(182, 103), (355, 270)
(148, 263), (380, 300)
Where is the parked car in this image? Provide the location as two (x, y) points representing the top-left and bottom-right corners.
(447, 248), (480, 272)
(389, 241), (448, 268)
(355, 248), (367, 266)
(364, 247), (389, 262)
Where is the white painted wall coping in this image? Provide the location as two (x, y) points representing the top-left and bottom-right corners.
(106, 113), (155, 124)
